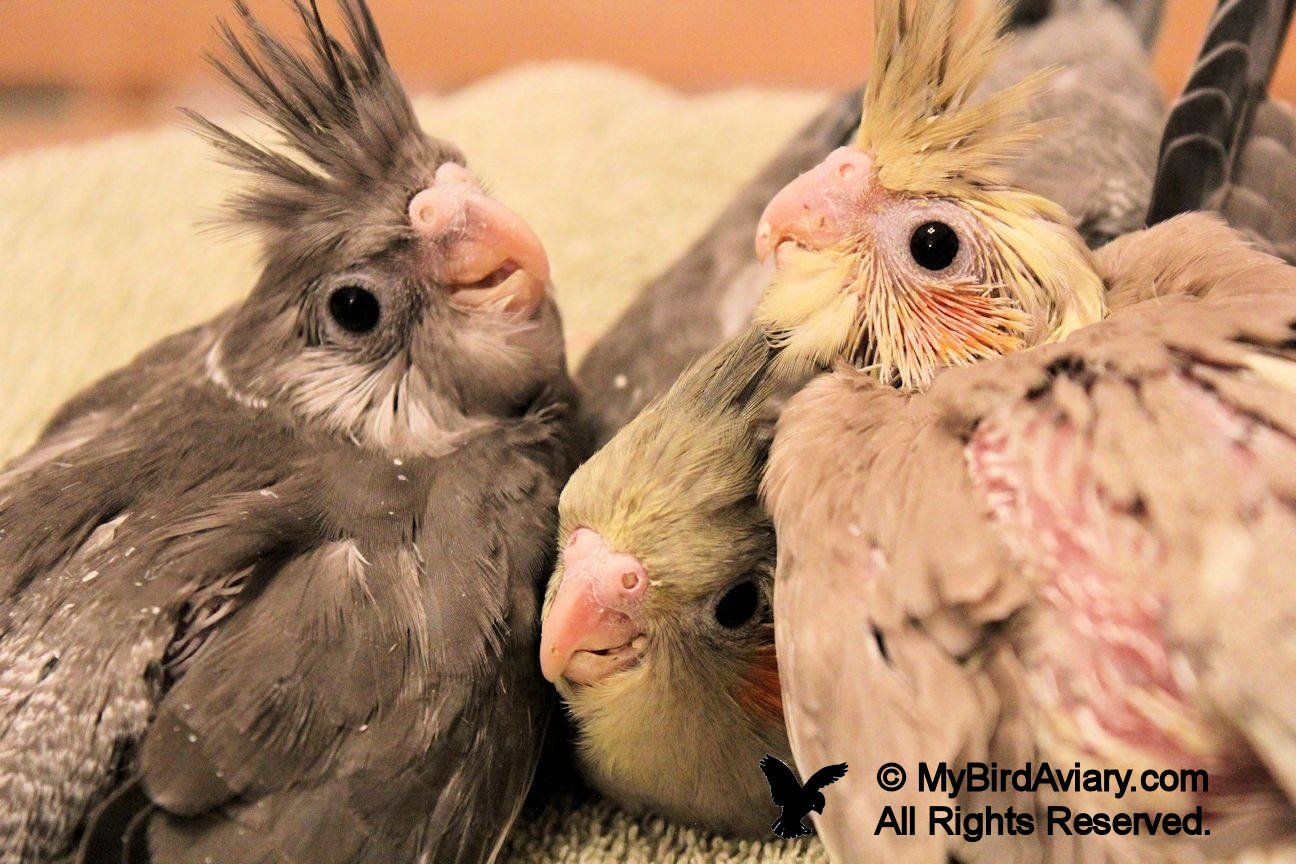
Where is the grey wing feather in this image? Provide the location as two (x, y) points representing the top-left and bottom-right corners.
(1215, 98), (1296, 261)
(0, 388), (316, 864)
(1147, 0), (1296, 233)
(75, 779), (153, 864)
(132, 423), (564, 864)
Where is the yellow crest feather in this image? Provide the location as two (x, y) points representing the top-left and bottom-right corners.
(756, 0), (1107, 388)
(861, 0), (1051, 199)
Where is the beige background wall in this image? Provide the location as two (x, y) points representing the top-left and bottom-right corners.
(0, 0), (1292, 155)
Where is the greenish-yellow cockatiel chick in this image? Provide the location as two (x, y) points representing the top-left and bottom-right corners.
(541, 326), (786, 836)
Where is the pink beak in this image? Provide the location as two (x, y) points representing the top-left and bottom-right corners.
(754, 147), (875, 263)
(540, 528), (650, 685)
(408, 162), (550, 316)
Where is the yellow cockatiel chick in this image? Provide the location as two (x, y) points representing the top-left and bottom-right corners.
(755, 0), (1105, 390)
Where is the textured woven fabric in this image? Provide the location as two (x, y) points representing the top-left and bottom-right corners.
(0, 62), (830, 861)
(504, 797), (827, 863)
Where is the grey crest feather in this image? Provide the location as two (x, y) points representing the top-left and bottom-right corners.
(185, 0), (446, 250)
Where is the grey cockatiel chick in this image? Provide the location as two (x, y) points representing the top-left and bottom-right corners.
(0, 3), (580, 863)
(757, 1), (1296, 861)
(539, 0), (1165, 839)
(578, 0), (1164, 446)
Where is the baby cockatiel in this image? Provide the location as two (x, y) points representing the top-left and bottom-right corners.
(542, 0), (1165, 840)
(580, 0), (1164, 445)
(759, 1), (1296, 862)
(753, 0), (1108, 389)
(542, 327), (785, 837)
(0, 3), (579, 863)
(767, 220), (1296, 864)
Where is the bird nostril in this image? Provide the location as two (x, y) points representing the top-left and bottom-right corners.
(408, 188), (452, 235)
(838, 161), (856, 179)
(620, 571), (640, 591)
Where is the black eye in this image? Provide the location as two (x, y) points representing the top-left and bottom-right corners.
(714, 581), (761, 629)
(328, 285), (381, 333)
(909, 221), (960, 271)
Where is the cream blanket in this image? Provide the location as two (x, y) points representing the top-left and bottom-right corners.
(0, 63), (830, 861)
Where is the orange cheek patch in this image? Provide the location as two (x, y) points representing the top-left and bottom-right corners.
(737, 643), (785, 730)
(876, 280), (1029, 387)
(915, 284), (1026, 355)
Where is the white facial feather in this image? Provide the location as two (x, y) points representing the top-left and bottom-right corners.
(206, 335), (503, 457)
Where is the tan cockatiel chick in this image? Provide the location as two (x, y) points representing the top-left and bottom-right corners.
(757, 0), (1296, 862)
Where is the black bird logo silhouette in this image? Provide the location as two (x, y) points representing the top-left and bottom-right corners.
(759, 755), (849, 839)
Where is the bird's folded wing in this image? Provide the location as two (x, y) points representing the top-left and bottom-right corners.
(135, 429), (559, 864)
(0, 384), (317, 862)
(1214, 98), (1296, 262)
(765, 215), (1296, 863)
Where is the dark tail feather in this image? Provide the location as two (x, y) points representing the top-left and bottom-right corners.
(1147, 0), (1296, 226)
(771, 815), (813, 840)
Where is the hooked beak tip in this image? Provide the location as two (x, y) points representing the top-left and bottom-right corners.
(540, 529), (651, 685)
(408, 170), (552, 316)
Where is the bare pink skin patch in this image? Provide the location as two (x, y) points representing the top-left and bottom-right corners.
(966, 385), (1251, 787)
(408, 162), (549, 317)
